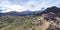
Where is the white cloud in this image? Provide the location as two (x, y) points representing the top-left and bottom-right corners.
(0, 0), (42, 13)
(0, 0), (28, 12)
(0, 0), (60, 13)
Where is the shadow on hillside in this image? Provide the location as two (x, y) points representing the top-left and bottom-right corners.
(38, 6), (60, 22)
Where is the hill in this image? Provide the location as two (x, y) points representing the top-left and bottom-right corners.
(0, 6), (60, 30)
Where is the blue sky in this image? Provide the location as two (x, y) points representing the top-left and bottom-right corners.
(0, 0), (60, 13)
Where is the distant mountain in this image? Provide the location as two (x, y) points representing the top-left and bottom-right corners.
(0, 6), (60, 16)
(0, 10), (43, 16)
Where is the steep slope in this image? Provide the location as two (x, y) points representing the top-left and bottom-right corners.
(40, 6), (60, 30)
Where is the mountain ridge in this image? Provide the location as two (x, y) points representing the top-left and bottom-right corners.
(0, 6), (60, 16)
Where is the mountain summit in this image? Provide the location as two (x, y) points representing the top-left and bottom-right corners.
(42, 6), (60, 14)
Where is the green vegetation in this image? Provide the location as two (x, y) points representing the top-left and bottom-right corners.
(0, 13), (60, 30)
(0, 15), (41, 30)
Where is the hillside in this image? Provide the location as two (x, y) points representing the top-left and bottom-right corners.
(0, 6), (60, 30)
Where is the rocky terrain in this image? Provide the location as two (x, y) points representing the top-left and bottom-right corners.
(0, 6), (60, 30)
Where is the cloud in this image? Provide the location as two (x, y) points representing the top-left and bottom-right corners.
(0, 0), (28, 12)
(0, 0), (60, 13)
(0, 0), (41, 13)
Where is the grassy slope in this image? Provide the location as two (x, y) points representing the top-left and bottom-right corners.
(0, 13), (60, 30)
(0, 15), (50, 30)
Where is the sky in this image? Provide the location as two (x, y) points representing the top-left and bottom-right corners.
(0, 0), (60, 13)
